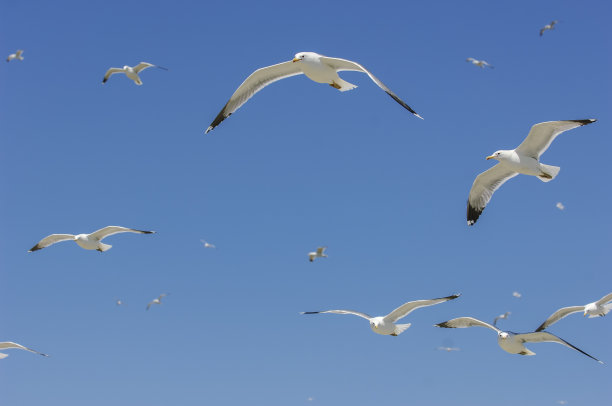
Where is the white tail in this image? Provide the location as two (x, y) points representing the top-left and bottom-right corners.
(335, 78), (358, 92)
(97, 242), (112, 252)
(538, 164), (560, 182)
(393, 323), (412, 336)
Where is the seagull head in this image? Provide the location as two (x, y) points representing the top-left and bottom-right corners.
(293, 52), (306, 63)
(370, 321), (379, 329)
(498, 332), (509, 340)
(486, 150), (506, 161)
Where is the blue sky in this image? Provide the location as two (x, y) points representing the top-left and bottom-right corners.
(1, 0), (610, 405)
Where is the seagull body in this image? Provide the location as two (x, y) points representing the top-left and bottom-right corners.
(437, 346), (460, 352)
(540, 20), (558, 36)
(308, 246), (328, 262)
(556, 202), (565, 210)
(466, 58), (493, 68)
(29, 226), (155, 252)
(493, 311), (511, 326)
(467, 119), (597, 225)
(302, 294), (460, 336)
(0, 342), (48, 358)
(536, 292), (612, 331)
(201, 239), (216, 249)
(6, 50), (24, 62)
(102, 62), (167, 85)
(205, 51), (422, 133)
(435, 317), (602, 363)
(147, 293), (168, 310)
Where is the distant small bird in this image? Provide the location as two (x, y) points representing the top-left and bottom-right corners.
(116, 299), (123, 306)
(437, 346), (460, 352)
(466, 58), (494, 69)
(557, 401), (568, 405)
(29, 226), (155, 252)
(0, 342), (48, 359)
(6, 50), (24, 62)
(556, 202), (565, 210)
(308, 246), (328, 262)
(147, 293), (168, 310)
(493, 311), (511, 326)
(540, 20), (558, 36)
(513, 291), (522, 298)
(535, 292), (612, 331)
(200, 239), (216, 249)
(307, 397), (314, 402)
(102, 62), (167, 85)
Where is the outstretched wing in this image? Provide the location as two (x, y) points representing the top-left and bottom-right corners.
(595, 292), (612, 306)
(0, 342), (48, 357)
(435, 317), (501, 333)
(467, 164), (519, 226)
(102, 68), (124, 83)
(515, 119), (596, 159)
(535, 306), (584, 331)
(320, 56), (422, 119)
(384, 294), (461, 323)
(89, 226), (155, 241)
(316, 246), (327, 255)
(301, 309), (372, 321)
(29, 234), (75, 252)
(133, 62), (155, 73)
(515, 331), (603, 363)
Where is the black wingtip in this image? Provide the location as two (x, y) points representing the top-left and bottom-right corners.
(301, 311), (320, 315)
(535, 324), (545, 332)
(28, 245), (41, 252)
(434, 322), (450, 328)
(572, 119), (597, 125)
(467, 200), (483, 226)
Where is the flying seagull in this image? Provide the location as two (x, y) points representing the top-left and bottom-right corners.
(535, 292), (612, 332)
(0, 342), (48, 359)
(147, 293), (168, 310)
(302, 294), (460, 336)
(467, 119), (597, 225)
(29, 226), (155, 252)
(205, 51), (422, 133)
(540, 20), (558, 36)
(493, 311), (511, 326)
(200, 239), (216, 249)
(437, 346), (460, 352)
(466, 58), (494, 69)
(116, 299), (123, 306)
(513, 291), (522, 298)
(102, 62), (167, 85)
(6, 50), (24, 62)
(308, 246), (328, 262)
(556, 202), (565, 210)
(435, 317), (602, 363)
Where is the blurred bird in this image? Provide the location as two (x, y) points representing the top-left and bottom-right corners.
(513, 292), (522, 298)
(116, 299), (123, 306)
(556, 202), (565, 210)
(540, 20), (558, 36)
(29, 226), (155, 252)
(147, 293), (168, 310)
(493, 311), (511, 326)
(466, 58), (493, 69)
(6, 50), (24, 62)
(437, 346), (460, 352)
(201, 239), (216, 249)
(308, 246), (328, 262)
(0, 342), (48, 359)
(102, 62), (167, 85)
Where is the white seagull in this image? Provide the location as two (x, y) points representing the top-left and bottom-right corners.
(302, 294), (460, 336)
(540, 20), (558, 36)
(493, 311), (511, 326)
(467, 119), (597, 225)
(200, 239), (216, 249)
(435, 317), (602, 363)
(116, 299), (123, 306)
(466, 58), (494, 69)
(513, 291), (522, 298)
(147, 293), (168, 310)
(556, 202), (565, 210)
(29, 226), (155, 252)
(0, 342), (48, 359)
(308, 246), (328, 262)
(6, 50), (24, 62)
(437, 346), (460, 352)
(535, 292), (612, 332)
(102, 62), (167, 85)
(205, 51), (422, 133)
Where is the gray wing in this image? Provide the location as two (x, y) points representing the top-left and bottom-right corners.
(301, 309), (372, 321)
(595, 292), (612, 306)
(0, 342), (48, 357)
(515, 119), (597, 159)
(316, 246), (327, 255)
(515, 331), (603, 363)
(102, 68), (124, 83)
(535, 306), (585, 331)
(320, 56), (422, 119)
(435, 317), (501, 333)
(89, 226), (155, 241)
(467, 164), (519, 226)
(133, 62), (155, 73)
(384, 294), (461, 323)
(205, 60), (304, 133)
(29, 234), (75, 252)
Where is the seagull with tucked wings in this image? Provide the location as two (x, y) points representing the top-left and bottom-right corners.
(535, 292), (612, 331)
(102, 62), (167, 85)
(0, 342), (48, 359)
(28, 226), (155, 252)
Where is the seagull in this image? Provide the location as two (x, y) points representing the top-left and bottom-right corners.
(466, 58), (494, 69)
(435, 317), (602, 363)
(200, 239), (216, 249)
(535, 292), (612, 332)
(147, 293), (168, 310)
(302, 294), (460, 336)
(540, 20), (558, 36)
(556, 202), (565, 210)
(29, 226), (155, 252)
(437, 346), (460, 352)
(6, 50), (24, 62)
(466, 119), (597, 225)
(513, 291), (522, 298)
(102, 62), (167, 85)
(308, 246), (328, 262)
(205, 51), (422, 133)
(0, 342), (48, 359)
(116, 299), (123, 306)
(493, 311), (511, 326)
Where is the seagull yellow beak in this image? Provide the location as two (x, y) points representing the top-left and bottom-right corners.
(292, 57), (300, 63)
(486, 155), (495, 160)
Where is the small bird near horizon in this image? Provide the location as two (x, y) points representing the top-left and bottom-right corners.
(466, 58), (493, 68)
(308, 246), (328, 262)
(102, 62), (167, 85)
(0, 342), (48, 359)
(556, 202), (565, 210)
(116, 299), (123, 306)
(29, 226), (155, 252)
(493, 312), (511, 326)
(6, 50), (24, 62)
(147, 293), (168, 310)
(535, 292), (612, 331)
(437, 346), (460, 352)
(540, 20), (558, 36)
(205, 51), (422, 133)
(435, 317), (603, 363)
(201, 239), (216, 249)
(302, 294), (460, 336)
(513, 291), (522, 298)
(467, 119), (597, 225)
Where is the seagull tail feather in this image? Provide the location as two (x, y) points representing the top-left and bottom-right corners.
(538, 164), (560, 182)
(97, 242), (112, 252)
(393, 323), (412, 335)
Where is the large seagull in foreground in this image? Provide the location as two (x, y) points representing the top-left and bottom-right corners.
(467, 119), (597, 225)
(0, 342), (48, 359)
(205, 51), (422, 133)
(536, 292), (612, 332)
(29, 226), (155, 252)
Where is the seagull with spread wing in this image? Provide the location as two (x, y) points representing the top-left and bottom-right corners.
(205, 51), (422, 133)
(540, 20), (558, 36)
(29, 226), (155, 252)
(467, 119), (597, 225)
(302, 294), (460, 336)
(435, 317), (602, 363)
(6, 50), (24, 62)
(466, 58), (494, 69)
(535, 292), (612, 332)
(0, 342), (48, 359)
(102, 62), (167, 85)
(308, 246), (328, 262)
(493, 311), (511, 326)
(147, 293), (168, 310)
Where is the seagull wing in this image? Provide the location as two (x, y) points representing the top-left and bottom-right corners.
(515, 331), (603, 363)
(29, 234), (75, 252)
(595, 292), (612, 306)
(133, 62), (155, 73)
(103, 68), (124, 83)
(535, 306), (585, 331)
(320, 56), (422, 119)
(205, 61), (304, 133)
(515, 119), (597, 159)
(0, 342), (48, 357)
(301, 309), (372, 321)
(16, 50), (23, 57)
(466, 58), (476, 63)
(89, 226), (155, 241)
(384, 294), (460, 323)
(467, 164), (519, 226)
(316, 246), (327, 255)
(435, 317), (501, 333)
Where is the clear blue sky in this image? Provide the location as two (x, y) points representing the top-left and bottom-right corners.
(1, 0), (610, 405)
